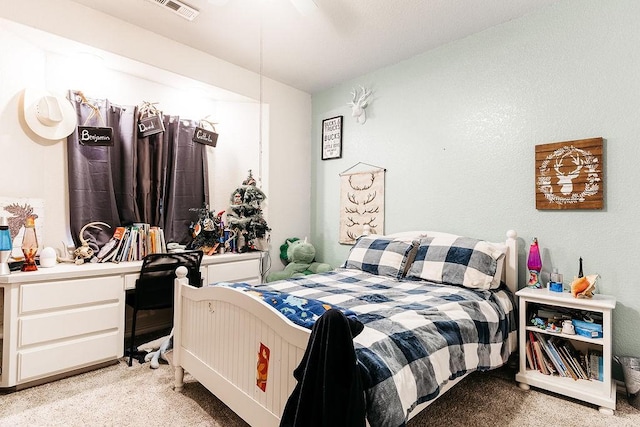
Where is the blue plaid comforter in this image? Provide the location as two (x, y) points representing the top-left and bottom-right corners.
(216, 268), (517, 427)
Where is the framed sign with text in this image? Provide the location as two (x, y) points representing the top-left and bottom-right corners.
(321, 116), (343, 160)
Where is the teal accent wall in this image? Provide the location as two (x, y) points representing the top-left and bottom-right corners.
(311, 0), (640, 358)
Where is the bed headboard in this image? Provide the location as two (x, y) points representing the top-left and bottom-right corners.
(503, 230), (518, 294)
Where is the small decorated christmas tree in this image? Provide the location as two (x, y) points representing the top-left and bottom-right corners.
(226, 170), (270, 252)
(188, 204), (222, 254)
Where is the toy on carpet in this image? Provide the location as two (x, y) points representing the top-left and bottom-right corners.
(266, 237), (332, 282)
(140, 328), (173, 369)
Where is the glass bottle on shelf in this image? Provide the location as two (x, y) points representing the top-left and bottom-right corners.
(0, 216), (12, 275)
(21, 215), (39, 272)
(527, 237), (542, 288)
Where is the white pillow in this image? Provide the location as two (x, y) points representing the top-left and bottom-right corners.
(488, 242), (507, 289)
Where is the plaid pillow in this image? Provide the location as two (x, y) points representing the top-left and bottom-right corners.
(406, 235), (506, 290)
(343, 235), (417, 280)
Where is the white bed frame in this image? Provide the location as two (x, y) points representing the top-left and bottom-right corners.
(173, 230), (519, 427)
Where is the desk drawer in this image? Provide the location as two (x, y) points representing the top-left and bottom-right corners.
(19, 303), (121, 347)
(17, 331), (120, 383)
(124, 273), (138, 291)
(208, 259), (260, 284)
(20, 276), (122, 314)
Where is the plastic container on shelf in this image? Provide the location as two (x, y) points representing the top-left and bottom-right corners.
(572, 319), (603, 339)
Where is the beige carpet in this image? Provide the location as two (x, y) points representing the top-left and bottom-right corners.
(0, 358), (638, 427)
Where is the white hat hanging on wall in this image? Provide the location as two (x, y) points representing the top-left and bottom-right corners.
(22, 89), (77, 140)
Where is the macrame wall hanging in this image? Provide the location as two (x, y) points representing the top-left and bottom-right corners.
(339, 163), (385, 244)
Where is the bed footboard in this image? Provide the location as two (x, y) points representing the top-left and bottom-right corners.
(173, 267), (310, 427)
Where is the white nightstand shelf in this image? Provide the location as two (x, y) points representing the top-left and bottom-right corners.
(515, 287), (616, 414)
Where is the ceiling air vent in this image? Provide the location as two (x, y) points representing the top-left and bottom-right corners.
(146, 0), (200, 21)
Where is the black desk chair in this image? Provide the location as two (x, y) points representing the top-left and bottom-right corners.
(126, 250), (203, 366)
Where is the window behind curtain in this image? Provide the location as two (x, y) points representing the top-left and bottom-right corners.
(66, 90), (207, 250)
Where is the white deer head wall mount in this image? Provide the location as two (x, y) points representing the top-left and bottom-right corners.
(348, 86), (372, 124)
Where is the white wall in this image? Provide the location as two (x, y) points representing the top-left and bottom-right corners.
(312, 0), (640, 358)
(0, 0), (311, 268)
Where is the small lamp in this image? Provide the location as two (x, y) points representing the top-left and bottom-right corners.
(0, 216), (12, 275)
(21, 215), (39, 272)
(527, 237), (542, 288)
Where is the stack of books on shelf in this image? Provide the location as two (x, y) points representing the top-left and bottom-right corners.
(525, 331), (603, 381)
(94, 223), (167, 263)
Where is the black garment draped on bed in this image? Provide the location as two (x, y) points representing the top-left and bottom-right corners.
(280, 309), (366, 427)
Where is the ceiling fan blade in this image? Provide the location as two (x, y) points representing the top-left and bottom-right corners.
(289, 0), (318, 16)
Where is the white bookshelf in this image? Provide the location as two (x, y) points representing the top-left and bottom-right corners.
(515, 287), (616, 414)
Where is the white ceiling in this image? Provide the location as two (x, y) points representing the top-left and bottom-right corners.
(68, 0), (561, 94)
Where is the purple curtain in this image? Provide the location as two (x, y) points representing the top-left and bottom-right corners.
(67, 91), (207, 249)
(163, 118), (209, 245)
(67, 91), (135, 250)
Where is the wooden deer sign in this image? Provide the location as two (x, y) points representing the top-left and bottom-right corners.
(348, 86), (372, 124)
(535, 137), (603, 210)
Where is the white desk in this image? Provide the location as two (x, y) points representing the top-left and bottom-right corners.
(0, 252), (262, 390)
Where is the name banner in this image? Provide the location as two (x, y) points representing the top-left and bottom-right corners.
(192, 126), (218, 147)
(78, 126), (114, 146)
(138, 115), (165, 137)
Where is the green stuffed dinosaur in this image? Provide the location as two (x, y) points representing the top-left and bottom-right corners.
(266, 237), (332, 282)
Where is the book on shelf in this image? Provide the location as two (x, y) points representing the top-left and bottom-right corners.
(529, 332), (597, 381)
(588, 349), (603, 381)
(149, 228), (157, 254)
(147, 226), (167, 255)
(132, 223), (150, 259)
(110, 227), (130, 262)
(98, 224), (167, 263)
(581, 353), (591, 379)
(535, 332), (568, 377)
(557, 339), (589, 380)
(548, 336), (579, 380)
(95, 226), (126, 263)
(528, 331), (553, 375)
(534, 341), (552, 375)
(127, 228), (138, 262)
(558, 344), (582, 379)
(525, 338), (536, 371)
(114, 228), (131, 263)
(158, 227), (167, 253)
